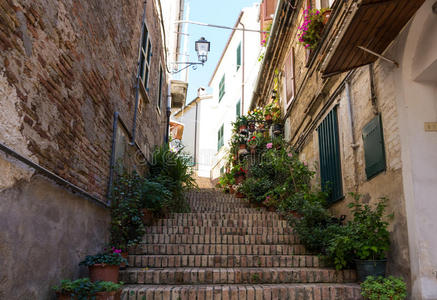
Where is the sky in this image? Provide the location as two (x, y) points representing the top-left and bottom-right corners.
(181, 0), (260, 103)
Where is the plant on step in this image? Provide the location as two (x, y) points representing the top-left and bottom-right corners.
(149, 144), (197, 213)
(79, 252), (127, 267)
(233, 115), (248, 132)
(110, 170), (146, 252)
(360, 276), (407, 300)
(297, 8), (328, 50)
(239, 177), (274, 204)
(94, 281), (124, 292)
(52, 278), (97, 300)
(139, 179), (172, 216)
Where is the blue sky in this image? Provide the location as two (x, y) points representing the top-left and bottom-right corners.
(182, 0), (260, 102)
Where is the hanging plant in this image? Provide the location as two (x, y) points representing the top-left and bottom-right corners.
(297, 9), (328, 50)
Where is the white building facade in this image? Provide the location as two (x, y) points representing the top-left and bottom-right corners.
(209, 4), (262, 180)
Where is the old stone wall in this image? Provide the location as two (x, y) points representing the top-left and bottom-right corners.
(280, 0), (411, 285)
(0, 0), (168, 199)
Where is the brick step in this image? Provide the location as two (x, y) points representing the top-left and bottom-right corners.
(127, 254), (324, 268)
(145, 226), (294, 235)
(167, 213), (282, 220)
(130, 244), (308, 255)
(119, 267), (357, 285)
(187, 199), (251, 204)
(141, 233), (299, 245)
(189, 207), (269, 213)
(154, 219), (289, 227)
(121, 283), (362, 300)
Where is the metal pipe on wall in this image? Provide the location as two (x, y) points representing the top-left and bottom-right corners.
(239, 21), (246, 114)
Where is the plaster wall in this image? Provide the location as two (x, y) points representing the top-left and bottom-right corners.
(0, 174), (110, 299)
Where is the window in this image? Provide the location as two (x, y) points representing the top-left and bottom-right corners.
(318, 107), (343, 204)
(219, 75), (225, 102)
(236, 43), (241, 71)
(284, 47), (295, 105)
(220, 166), (225, 175)
(139, 24), (152, 90)
(236, 100), (241, 118)
(315, 0), (334, 8)
(217, 124), (224, 151)
(157, 65), (163, 111)
(363, 114), (386, 179)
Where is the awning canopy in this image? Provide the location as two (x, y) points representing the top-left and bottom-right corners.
(322, 0), (424, 76)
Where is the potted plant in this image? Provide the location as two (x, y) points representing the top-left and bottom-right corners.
(139, 179), (172, 225)
(79, 251), (127, 283)
(247, 135), (258, 154)
(360, 276), (407, 300)
(297, 8), (329, 50)
(234, 183), (245, 198)
(233, 166), (247, 184)
(53, 278), (97, 300)
(263, 102), (278, 124)
(95, 281), (123, 300)
(235, 115), (248, 133)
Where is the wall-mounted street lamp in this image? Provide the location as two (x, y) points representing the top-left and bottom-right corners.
(173, 37), (210, 74)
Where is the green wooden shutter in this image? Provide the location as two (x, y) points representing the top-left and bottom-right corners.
(236, 100), (241, 118)
(236, 43), (241, 71)
(363, 114), (386, 179)
(219, 75), (225, 102)
(217, 124), (224, 151)
(318, 107), (343, 204)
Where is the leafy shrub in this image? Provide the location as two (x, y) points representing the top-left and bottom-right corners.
(240, 177), (274, 204)
(297, 9), (327, 49)
(52, 278), (96, 299)
(79, 252), (127, 266)
(94, 281), (123, 292)
(110, 171), (146, 251)
(139, 180), (172, 215)
(361, 276), (407, 300)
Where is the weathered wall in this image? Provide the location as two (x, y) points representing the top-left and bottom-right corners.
(280, 0), (410, 287)
(0, 174), (110, 299)
(0, 0), (168, 198)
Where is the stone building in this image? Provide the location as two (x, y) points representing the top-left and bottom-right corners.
(251, 0), (437, 298)
(0, 0), (181, 298)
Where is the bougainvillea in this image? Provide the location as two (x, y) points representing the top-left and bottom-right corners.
(297, 9), (327, 50)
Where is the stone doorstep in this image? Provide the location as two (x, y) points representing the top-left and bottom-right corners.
(119, 267), (357, 285)
(140, 233), (300, 245)
(144, 226), (294, 235)
(127, 254), (324, 268)
(131, 244), (308, 256)
(121, 283), (363, 300)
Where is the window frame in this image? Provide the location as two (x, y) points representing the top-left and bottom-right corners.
(284, 47), (296, 109)
(217, 124), (224, 151)
(139, 23), (152, 92)
(236, 43), (242, 71)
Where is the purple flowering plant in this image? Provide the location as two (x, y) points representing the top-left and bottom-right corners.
(297, 8), (327, 50)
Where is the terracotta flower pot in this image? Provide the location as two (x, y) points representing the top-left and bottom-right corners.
(239, 144), (247, 150)
(95, 290), (122, 300)
(239, 125), (247, 132)
(322, 9), (332, 25)
(120, 252), (128, 269)
(141, 208), (154, 226)
(235, 192), (245, 198)
(265, 114), (272, 123)
(89, 264), (120, 283)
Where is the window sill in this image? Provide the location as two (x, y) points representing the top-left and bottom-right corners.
(139, 80), (150, 103)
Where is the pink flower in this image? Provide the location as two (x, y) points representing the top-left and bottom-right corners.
(288, 153), (293, 158)
(304, 162), (308, 166)
(266, 143), (273, 149)
(112, 247), (122, 254)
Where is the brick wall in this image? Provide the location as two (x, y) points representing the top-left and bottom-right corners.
(0, 0), (168, 200)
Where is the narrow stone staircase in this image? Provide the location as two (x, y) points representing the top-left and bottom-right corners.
(120, 189), (362, 299)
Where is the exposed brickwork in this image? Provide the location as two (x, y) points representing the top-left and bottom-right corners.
(120, 189), (362, 299)
(0, 0), (168, 199)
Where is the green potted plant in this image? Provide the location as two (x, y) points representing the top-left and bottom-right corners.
(297, 8), (329, 50)
(139, 179), (172, 225)
(247, 135), (258, 154)
(52, 278), (97, 300)
(232, 165), (247, 184)
(79, 251), (127, 283)
(94, 281), (123, 300)
(234, 115), (248, 133)
(360, 276), (407, 300)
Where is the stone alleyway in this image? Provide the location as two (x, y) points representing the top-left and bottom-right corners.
(120, 189), (362, 299)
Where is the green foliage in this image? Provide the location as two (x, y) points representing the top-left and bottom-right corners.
(110, 171), (146, 251)
(150, 145), (197, 213)
(94, 281), (123, 292)
(240, 177), (274, 204)
(52, 278), (97, 299)
(139, 180), (172, 215)
(361, 276), (407, 300)
(79, 252), (127, 267)
(53, 279), (123, 298)
(297, 9), (328, 49)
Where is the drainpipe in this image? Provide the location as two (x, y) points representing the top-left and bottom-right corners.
(131, 1), (147, 145)
(239, 21), (246, 114)
(346, 80), (359, 192)
(194, 100), (199, 169)
(369, 63), (379, 115)
(165, 81), (172, 144)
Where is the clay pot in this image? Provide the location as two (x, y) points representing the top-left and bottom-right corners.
(89, 264), (120, 283)
(239, 125), (247, 132)
(141, 208), (154, 226)
(235, 192), (245, 198)
(239, 144), (247, 150)
(120, 252), (128, 269)
(265, 114), (272, 123)
(322, 9), (332, 25)
(95, 290), (122, 300)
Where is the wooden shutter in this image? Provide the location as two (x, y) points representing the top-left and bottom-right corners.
(219, 75), (225, 101)
(217, 125), (224, 151)
(284, 47), (295, 104)
(236, 43), (241, 71)
(236, 100), (241, 118)
(362, 114), (386, 179)
(318, 107), (343, 204)
(264, 0), (277, 20)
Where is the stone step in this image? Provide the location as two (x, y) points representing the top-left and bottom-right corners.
(154, 219), (289, 227)
(119, 267), (357, 285)
(130, 244), (308, 256)
(141, 233), (299, 245)
(167, 213), (282, 220)
(144, 226), (294, 235)
(121, 283), (363, 300)
(127, 254), (324, 268)
(190, 207), (269, 213)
